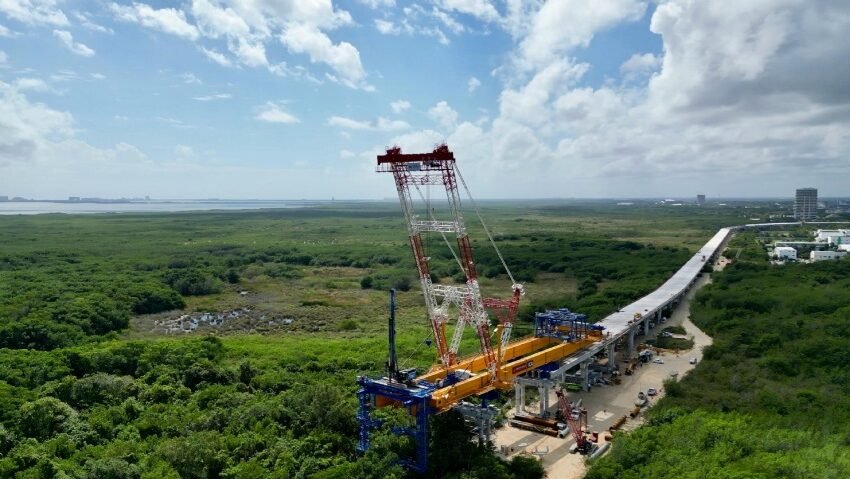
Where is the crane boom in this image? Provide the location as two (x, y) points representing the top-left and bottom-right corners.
(377, 144), (522, 378)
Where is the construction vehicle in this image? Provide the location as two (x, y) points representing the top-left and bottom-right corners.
(555, 387), (591, 454)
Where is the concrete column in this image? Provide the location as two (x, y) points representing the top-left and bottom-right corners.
(515, 383), (523, 416)
(538, 385), (546, 417)
(607, 343), (616, 368)
(628, 329), (635, 357)
(644, 317), (650, 336)
(581, 361), (590, 391)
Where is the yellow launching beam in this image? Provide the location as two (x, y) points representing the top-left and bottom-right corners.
(425, 332), (604, 411)
(416, 336), (556, 383)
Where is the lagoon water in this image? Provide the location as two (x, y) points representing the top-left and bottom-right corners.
(0, 200), (322, 215)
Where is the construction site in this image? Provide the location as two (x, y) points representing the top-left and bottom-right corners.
(355, 145), (736, 473)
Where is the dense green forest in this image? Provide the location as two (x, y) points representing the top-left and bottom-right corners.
(0, 202), (769, 477)
(588, 233), (850, 479)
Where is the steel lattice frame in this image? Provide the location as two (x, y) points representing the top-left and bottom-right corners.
(377, 145), (522, 379)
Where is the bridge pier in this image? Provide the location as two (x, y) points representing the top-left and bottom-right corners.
(538, 384), (550, 417)
(628, 329), (635, 357)
(607, 343), (616, 368)
(580, 360), (590, 392)
(514, 382), (525, 416)
(643, 317), (650, 336)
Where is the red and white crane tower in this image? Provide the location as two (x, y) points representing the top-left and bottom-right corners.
(376, 144), (523, 379)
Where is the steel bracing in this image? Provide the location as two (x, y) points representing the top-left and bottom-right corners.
(377, 144), (523, 378)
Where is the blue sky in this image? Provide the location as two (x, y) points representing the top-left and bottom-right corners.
(1, 1), (849, 199)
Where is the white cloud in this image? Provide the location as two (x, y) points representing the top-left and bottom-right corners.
(518, 0), (646, 69)
(374, 19), (399, 35)
(437, 0), (500, 23)
(0, 23), (14, 37)
(180, 73), (202, 84)
(431, 7), (465, 34)
(359, 0), (395, 8)
(428, 101), (458, 129)
(110, 2), (200, 41)
(193, 93), (231, 101)
(468, 76), (481, 92)
(49, 69), (77, 82)
(0, 51), (7, 65)
(620, 52), (661, 75)
(390, 100), (411, 113)
(13, 77), (49, 91)
(200, 47), (232, 67)
(0, 0), (68, 26)
(90, 73), (106, 80)
(53, 30), (95, 57)
(339, 149), (356, 158)
(280, 24), (368, 89)
(328, 115), (410, 131)
(73, 11), (113, 34)
(383, 0), (850, 198)
(255, 102), (299, 124)
(390, 5), (453, 45)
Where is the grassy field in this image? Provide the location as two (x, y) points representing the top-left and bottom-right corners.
(0, 200), (790, 478)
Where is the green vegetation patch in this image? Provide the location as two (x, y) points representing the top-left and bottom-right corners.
(588, 239), (850, 479)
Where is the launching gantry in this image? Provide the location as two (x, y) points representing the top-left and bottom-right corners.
(356, 145), (605, 472)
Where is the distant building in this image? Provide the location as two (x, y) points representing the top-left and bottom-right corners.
(794, 187), (817, 221)
(828, 235), (850, 247)
(813, 229), (850, 243)
(773, 246), (797, 260)
(0, 196), (7, 201)
(810, 250), (846, 262)
(696, 194), (706, 205)
(68, 196), (81, 201)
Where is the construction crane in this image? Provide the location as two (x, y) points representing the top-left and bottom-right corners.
(375, 144), (524, 376)
(357, 145), (605, 472)
(555, 387), (589, 453)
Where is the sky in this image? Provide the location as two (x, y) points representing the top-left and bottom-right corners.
(1, 0), (849, 200)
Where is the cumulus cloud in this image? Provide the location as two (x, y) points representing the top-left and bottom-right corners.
(388, 0), (850, 198)
(379, 5), (452, 45)
(13, 77), (49, 91)
(106, 0), (370, 89)
(437, 0), (500, 23)
(0, 0), (68, 26)
(255, 102), (299, 124)
(620, 52), (660, 75)
(328, 115), (410, 132)
(110, 3), (200, 40)
(390, 100), (411, 113)
(428, 101), (458, 129)
(374, 19), (399, 35)
(53, 30), (95, 57)
(280, 24), (368, 88)
(517, 0), (646, 70)
(468, 76), (481, 92)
